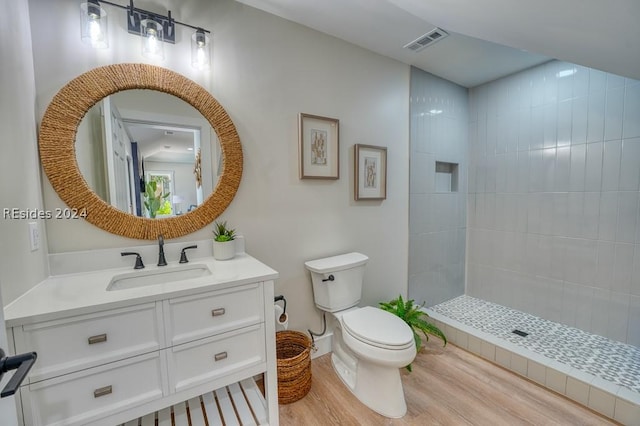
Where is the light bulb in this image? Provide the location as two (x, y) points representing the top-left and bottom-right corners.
(88, 19), (102, 43)
(147, 30), (158, 53)
(196, 46), (206, 64)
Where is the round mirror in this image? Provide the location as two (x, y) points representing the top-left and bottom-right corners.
(77, 89), (220, 218)
(39, 64), (243, 240)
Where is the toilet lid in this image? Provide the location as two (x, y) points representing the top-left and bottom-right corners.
(342, 306), (414, 350)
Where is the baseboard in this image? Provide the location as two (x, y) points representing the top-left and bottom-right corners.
(310, 331), (333, 359)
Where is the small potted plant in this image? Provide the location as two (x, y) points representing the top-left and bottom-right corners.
(379, 295), (447, 371)
(212, 220), (236, 260)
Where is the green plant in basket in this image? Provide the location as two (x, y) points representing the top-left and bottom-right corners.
(379, 295), (447, 371)
(212, 220), (236, 242)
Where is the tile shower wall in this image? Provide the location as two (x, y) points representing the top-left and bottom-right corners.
(409, 67), (468, 306)
(468, 60), (640, 345)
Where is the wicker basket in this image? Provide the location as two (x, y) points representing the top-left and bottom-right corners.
(276, 330), (312, 404)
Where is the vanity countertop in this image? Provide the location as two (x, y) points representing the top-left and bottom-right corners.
(4, 253), (278, 327)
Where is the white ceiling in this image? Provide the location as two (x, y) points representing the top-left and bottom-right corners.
(236, 0), (640, 88)
(126, 123), (196, 164)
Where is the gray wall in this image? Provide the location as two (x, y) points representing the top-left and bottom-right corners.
(0, 0), (49, 305)
(408, 67), (468, 306)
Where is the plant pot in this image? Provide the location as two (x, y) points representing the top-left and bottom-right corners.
(213, 240), (235, 260)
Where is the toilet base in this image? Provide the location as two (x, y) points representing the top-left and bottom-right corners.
(331, 328), (408, 418)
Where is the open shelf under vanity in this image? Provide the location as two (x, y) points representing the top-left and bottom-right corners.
(118, 377), (268, 426)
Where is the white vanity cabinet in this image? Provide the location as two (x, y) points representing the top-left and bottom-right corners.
(5, 254), (279, 426)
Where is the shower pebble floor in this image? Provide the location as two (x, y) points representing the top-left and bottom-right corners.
(427, 295), (640, 405)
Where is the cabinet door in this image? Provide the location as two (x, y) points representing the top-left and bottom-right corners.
(14, 303), (163, 382)
(165, 283), (263, 346)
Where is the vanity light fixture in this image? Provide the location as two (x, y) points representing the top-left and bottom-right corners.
(79, 0), (211, 68)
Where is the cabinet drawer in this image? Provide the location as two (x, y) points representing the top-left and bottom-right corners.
(165, 283), (264, 346)
(21, 351), (166, 426)
(167, 323), (265, 393)
(14, 303), (163, 382)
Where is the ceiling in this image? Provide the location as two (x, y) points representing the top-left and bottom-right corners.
(236, 0), (640, 88)
(125, 122), (196, 164)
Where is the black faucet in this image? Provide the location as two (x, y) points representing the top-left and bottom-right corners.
(121, 252), (145, 269)
(179, 245), (198, 263)
(157, 235), (167, 266)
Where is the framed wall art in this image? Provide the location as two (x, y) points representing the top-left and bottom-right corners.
(355, 144), (387, 200)
(298, 113), (339, 179)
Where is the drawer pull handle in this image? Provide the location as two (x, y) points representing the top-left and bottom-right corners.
(211, 308), (226, 317)
(88, 334), (107, 345)
(214, 352), (228, 362)
(93, 385), (112, 398)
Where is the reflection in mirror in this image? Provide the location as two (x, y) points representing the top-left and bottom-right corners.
(76, 90), (221, 218)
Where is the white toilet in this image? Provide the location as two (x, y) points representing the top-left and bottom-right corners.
(304, 252), (416, 418)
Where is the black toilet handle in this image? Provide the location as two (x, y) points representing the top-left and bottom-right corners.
(322, 274), (335, 282)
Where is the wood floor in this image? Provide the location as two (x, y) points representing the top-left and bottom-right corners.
(278, 340), (618, 425)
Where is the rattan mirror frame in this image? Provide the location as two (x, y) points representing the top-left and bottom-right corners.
(39, 63), (242, 240)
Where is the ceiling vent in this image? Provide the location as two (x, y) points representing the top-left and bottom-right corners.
(404, 28), (449, 52)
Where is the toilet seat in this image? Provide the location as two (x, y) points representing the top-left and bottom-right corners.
(342, 307), (414, 350)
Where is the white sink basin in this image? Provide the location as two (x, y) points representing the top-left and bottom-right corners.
(107, 264), (212, 291)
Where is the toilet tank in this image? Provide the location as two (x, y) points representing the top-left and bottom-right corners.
(304, 252), (369, 312)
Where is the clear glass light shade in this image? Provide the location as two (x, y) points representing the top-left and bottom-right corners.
(191, 30), (211, 70)
(80, 1), (108, 48)
(141, 19), (164, 60)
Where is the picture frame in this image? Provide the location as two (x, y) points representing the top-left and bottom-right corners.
(355, 144), (387, 200)
(298, 113), (339, 179)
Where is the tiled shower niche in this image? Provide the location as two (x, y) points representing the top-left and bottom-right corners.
(435, 161), (459, 192)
